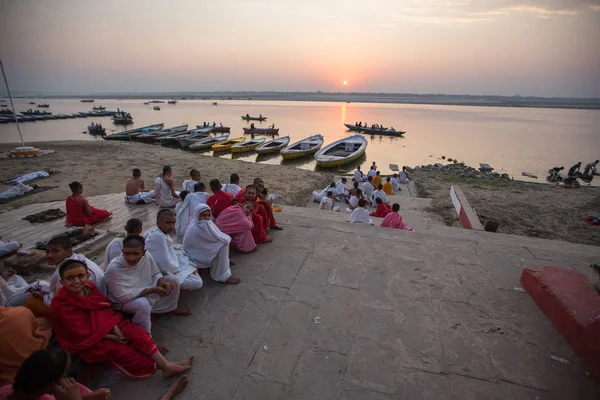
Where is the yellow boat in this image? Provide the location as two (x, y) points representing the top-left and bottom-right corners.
(211, 137), (245, 152)
(314, 135), (368, 167)
(280, 134), (324, 160)
(9, 146), (41, 157)
(230, 137), (266, 153)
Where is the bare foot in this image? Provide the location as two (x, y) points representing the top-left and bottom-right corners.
(162, 356), (195, 378)
(222, 276), (241, 284)
(82, 388), (111, 400)
(159, 375), (188, 400)
(169, 308), (192, 316)
(157, 345), (169, 355)
(271, 225), (283, 230)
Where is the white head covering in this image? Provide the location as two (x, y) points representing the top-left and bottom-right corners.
(349, 207), (373, 225)
(176, 191), (210, 237)
(183, 204), (231, 266)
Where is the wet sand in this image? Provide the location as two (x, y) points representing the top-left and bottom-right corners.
(0, 141), (334, 209)
(413, 167), (600, 247)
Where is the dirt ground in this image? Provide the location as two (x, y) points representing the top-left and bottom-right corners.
(412, 168), (600, 247)
(0, 141), (333, 210)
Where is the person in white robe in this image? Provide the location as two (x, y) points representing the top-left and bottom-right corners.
(320, 192), (341, 212)
(154, 166), (180, 208)
(176, 183), (210, 238)
(335, 178), (349, 200)
(399, 167), (410, 183)
(222, 173), (242, 196)
(182, 169), (201, 193)
(0, 273), (33, 307)
(353, 168), (365, 183)
(349, 200), (374, 225)
(362, 178), (375, 199)
(183, 204), (240, 284)
(144, 210), (203, 291)
(0, 238), (20, 257)
(391, 174), (400, 191)
(313, 183), (335, 202)
(103, 218), (143, 267)
(367, 167), (377, 178)
(106, 236), (185, 334)
(371, 187), (388, 207)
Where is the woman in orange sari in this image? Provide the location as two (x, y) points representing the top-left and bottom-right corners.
(65, 182), (111, 227)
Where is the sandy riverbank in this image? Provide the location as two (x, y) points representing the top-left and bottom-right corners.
(412, 165), (600, 246)
(0, 141), (334, 209)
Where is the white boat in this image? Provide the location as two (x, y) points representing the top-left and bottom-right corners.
(132, 124), (188, 142)
(163, 128), (210, 146)
(255, 136), (290, 154)
(188, 134), (230, 151)
(314, 134), (368, 167)
(280, 134), (324, 159)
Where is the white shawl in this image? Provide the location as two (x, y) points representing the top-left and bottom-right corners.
(353, 170), (363, 182)
(335, 181), (348, 196)
(182, 179), (198, 193)
(103, 237), (124, 268)
(362, 182), (374, 198)
(143, 227), (197, 284)
(349, 207), (373, 225)
(222, 183), (241, 196)
(183, 204), (231, 267)
(176, 191), (210, 237)
(105, 253), (163, 304)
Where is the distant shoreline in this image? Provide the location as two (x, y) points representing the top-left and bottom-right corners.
(6, 92), (600, 111)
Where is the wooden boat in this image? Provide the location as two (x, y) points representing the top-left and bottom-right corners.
(231, 137), (266, 153)
(242, 127), (279, 135)
(29, 102), (35, 105)
(360, 126), (405, 136)
(241, 115), (267, 121)
(80, 99), (94, 103)
(188, 135), (230, 151)
(314, 135), (368, 167)
(280, 134), (324, 160)
(21, 110), (52, 116)
(344, 123), (364, 132)
(255, 136), (290, 154)
(153, 106), (161, 110)
(37, 104), (50, 108)
(167, 100), (177, 104)
(132, 124), (188, 142)
(102, 123), (164, 140)
(211, 137), (245, 152)
(162, 128), (210, 147)
(211, 126), (230, 133)
(92, 106), (106, 110)
(112, 112), (133, 125)
(88, 126), (106, 135)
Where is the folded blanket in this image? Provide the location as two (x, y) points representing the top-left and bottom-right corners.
(23, 208), (66, 223)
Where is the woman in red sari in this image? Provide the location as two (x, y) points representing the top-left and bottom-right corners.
(65, 182), (111, 227)
(370, 197), (392, 218)
(50, 259), (194, 379)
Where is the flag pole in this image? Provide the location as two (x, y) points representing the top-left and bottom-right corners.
(0, 58), (25, 147)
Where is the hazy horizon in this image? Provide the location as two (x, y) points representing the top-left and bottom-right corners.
(1, 0), (599, 98)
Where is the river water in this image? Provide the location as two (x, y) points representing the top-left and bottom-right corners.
(1, 98), (598, 182)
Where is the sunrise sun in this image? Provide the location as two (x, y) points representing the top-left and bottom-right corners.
(343, 80), (348, 85)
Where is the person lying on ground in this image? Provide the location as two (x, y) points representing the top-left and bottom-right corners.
(312, 183), (335, 203)
(125, 168), (155, 204)
(206, 179), (233, 219)
(183, 204), (241, 284)
(370, 197), (392, 218)
(0, 306), (51, 386)
(154, 166), (180, 208)
(103, 218), (143, 267)
(181, 169), (201, 193)
(51, 259), (194, 380)
(0, 349), (110, 400)
(144, 210), (203, 291)
(215, 202), (257, 253)
(175, 182), (209, 238)
(105, 236), (190, 334)
(65, 182), (111, 227)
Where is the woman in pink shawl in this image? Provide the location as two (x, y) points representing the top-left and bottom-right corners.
(215, 202), (257, 253)
(380, 203), (411, 230)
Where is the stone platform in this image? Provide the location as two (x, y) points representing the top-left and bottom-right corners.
(1, 193), (599, 399)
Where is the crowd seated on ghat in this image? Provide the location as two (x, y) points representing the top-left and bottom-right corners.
(0, 167), (292, 398)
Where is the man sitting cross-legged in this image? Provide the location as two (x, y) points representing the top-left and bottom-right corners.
(183, 204), (241, 284)
(125, 168), (155, 204)
(51, 259), (194, 379)
(103, 218), (143, 267)
(145, 210), (203, 291)
(105, 236), (191, 334)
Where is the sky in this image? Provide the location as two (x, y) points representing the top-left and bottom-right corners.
(1, 0), (599, 97)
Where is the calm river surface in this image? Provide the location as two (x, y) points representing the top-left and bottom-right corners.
(1, 99), (599, 182)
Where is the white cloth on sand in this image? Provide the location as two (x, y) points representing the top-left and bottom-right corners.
(349, 207), (373, 225)
(176, 191), (210, 237)
(143, 227), (202, 290)
(221, 183), (242, 196)
(106, 253), (180, 333)
(182, 179), (198, 193)
(362, 182), (374, 198)
(0, 183), (33, 201)
(348, 195), (359, 208)
(124, 192), (155, 204)
(0, 240), (20, 256)
(183, 204), (232, 282)
(154, 177), (180, 208)
(46, 253), (106, 305)
(8, 171), (49, 185)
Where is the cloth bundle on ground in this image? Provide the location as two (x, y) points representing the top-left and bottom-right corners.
(0, 183), (58, 204)
(582, 215), (600, 226)
(3, 170), (53, 185)
(22, 208), (66, 223)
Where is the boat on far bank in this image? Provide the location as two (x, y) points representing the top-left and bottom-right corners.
(314, 134), (368, 167)
(80, 99), (94, 103)
(280, 134), (324, 159)
(37, 103), (50, 108)
(255, 136), (290, 154)
(241, 115), (267, 121)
